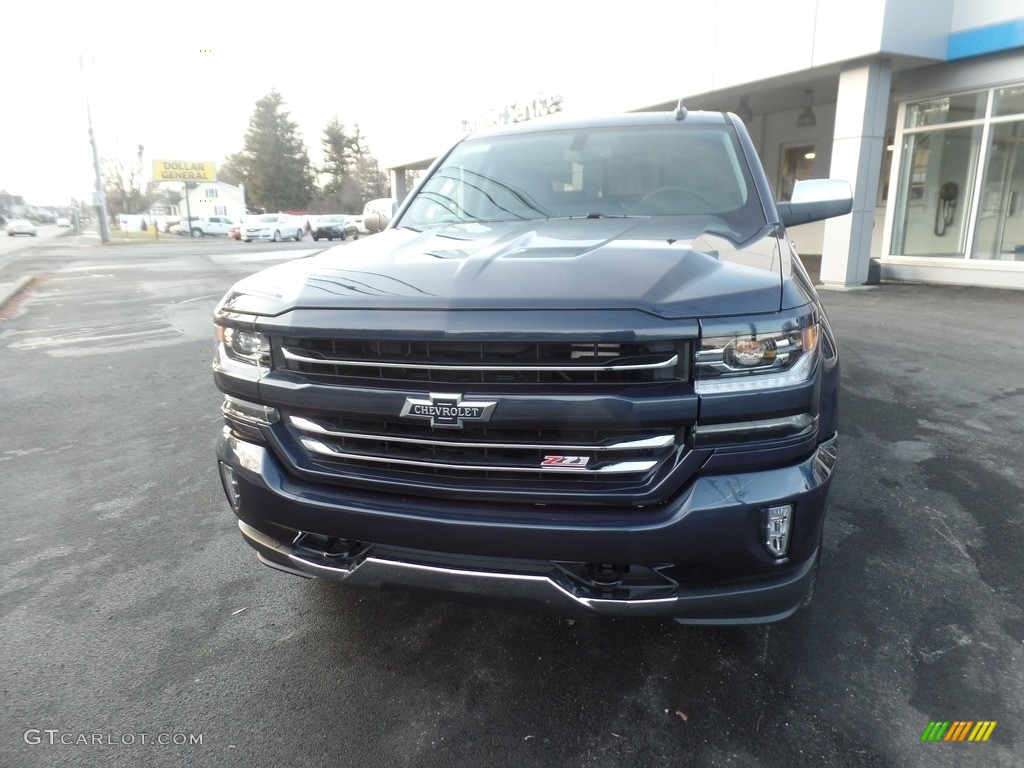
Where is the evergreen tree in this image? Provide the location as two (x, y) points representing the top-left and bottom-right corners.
(320, 118), (353, 196)
(217, 152), (247, 187)
(235, 90), (315, 211)
(314, 120), (391, 212)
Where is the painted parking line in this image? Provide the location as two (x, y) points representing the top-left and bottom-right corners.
(212, 249), (323, 262)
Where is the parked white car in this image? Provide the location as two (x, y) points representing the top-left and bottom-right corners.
(241, 214), (305, 242)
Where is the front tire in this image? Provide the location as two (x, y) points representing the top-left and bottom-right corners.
(272, 230), (281, 242)
(296, 230), (304, 241)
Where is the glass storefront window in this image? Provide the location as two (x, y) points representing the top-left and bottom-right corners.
(971, 120), (1024, 260)
(779, 144), (815, 201)
(891, 125), (982, 257)
(905, 92), (987, 129)
(892, 82), (1024, 263)
(993, 86), (1024, 118)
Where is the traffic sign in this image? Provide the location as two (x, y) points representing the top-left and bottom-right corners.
(90, 191), (105, 206)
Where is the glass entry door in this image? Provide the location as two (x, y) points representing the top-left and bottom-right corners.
(892, 125), (981, 257)
(971, 120), (1024, 260)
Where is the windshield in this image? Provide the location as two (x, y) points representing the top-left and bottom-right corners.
(399, 124), (766, 235)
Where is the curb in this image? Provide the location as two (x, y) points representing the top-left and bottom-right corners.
(0, 275), (34, 313)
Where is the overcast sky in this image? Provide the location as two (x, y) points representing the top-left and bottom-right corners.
(1, 0), (669, 206)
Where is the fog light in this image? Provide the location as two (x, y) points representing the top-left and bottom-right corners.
(222, 395), (279, 425)
(219, 462), (241, 509)
(764, 504), (792, 558)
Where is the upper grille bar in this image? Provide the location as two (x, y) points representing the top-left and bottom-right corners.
(281, 347), (678, 373)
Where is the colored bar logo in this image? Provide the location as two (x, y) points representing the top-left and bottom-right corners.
(921, 721), (997, 742)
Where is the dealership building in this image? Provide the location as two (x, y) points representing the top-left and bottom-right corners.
(386, 0), (1024, 290)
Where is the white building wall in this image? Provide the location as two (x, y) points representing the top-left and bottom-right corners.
(877, 0), (956, 59)
(951, 0), (1024, 31)
(180, 182), (245, 222)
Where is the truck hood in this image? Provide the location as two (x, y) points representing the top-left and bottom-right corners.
(219, 217), (785, 319)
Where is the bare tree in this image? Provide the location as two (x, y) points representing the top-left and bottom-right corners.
(102, 144), (149, 217)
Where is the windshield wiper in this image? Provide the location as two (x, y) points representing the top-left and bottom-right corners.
(542, 212), (630, 221)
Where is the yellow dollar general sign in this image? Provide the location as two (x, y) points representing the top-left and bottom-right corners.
(921, 721), (997, 742)
(152, 160), (217, 182)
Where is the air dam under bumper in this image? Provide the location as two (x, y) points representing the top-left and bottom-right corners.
(240, 518), (818, 624)
(219, 433), (837, 625)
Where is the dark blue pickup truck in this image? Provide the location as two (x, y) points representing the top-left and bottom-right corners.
(213, 109), (852, 625)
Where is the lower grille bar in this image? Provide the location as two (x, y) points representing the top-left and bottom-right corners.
(289, 415), (674, 453)
(299, 437), (660, 474)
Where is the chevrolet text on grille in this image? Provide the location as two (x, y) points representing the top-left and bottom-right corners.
(411, 405), (484, 417)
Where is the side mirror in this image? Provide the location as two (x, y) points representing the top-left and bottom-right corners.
(363, 198), (399, 233)
(777, 179), (853, 227)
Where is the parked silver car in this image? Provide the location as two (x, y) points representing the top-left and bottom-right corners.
(6, 219), (37, 237)
(241, 214), (305, 242)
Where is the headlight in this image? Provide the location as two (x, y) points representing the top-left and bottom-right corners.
(216, 325), (271, 367)
(695, 323), (818, 393)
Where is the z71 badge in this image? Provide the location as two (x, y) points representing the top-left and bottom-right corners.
(541, 455), (590, 469)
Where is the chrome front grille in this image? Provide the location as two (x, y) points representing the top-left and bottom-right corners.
(285, 413), (682, 483)
(278, 338), (688, 385)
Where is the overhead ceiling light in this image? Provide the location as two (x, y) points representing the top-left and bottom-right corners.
(797, 90), (816, 128)
(735, 96), (753, 124)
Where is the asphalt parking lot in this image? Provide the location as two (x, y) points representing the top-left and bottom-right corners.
(0, 240), (1021, 767)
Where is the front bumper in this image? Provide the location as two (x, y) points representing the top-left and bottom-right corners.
(218, 430), (836, 625)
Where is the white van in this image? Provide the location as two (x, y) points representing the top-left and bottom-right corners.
(362, 198), (398, 233)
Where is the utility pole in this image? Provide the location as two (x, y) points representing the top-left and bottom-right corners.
(183, 183), (194, 236)
(81, 55), (110, 243)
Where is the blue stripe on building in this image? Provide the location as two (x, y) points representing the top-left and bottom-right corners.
(948, 18), (1024, 60)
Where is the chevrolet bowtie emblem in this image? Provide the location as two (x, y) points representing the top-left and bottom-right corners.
(400, 393), (497, 429)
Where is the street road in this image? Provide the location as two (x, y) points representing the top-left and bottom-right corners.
(0, 238), (1021, 768)
(0, 222), (70, 259)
